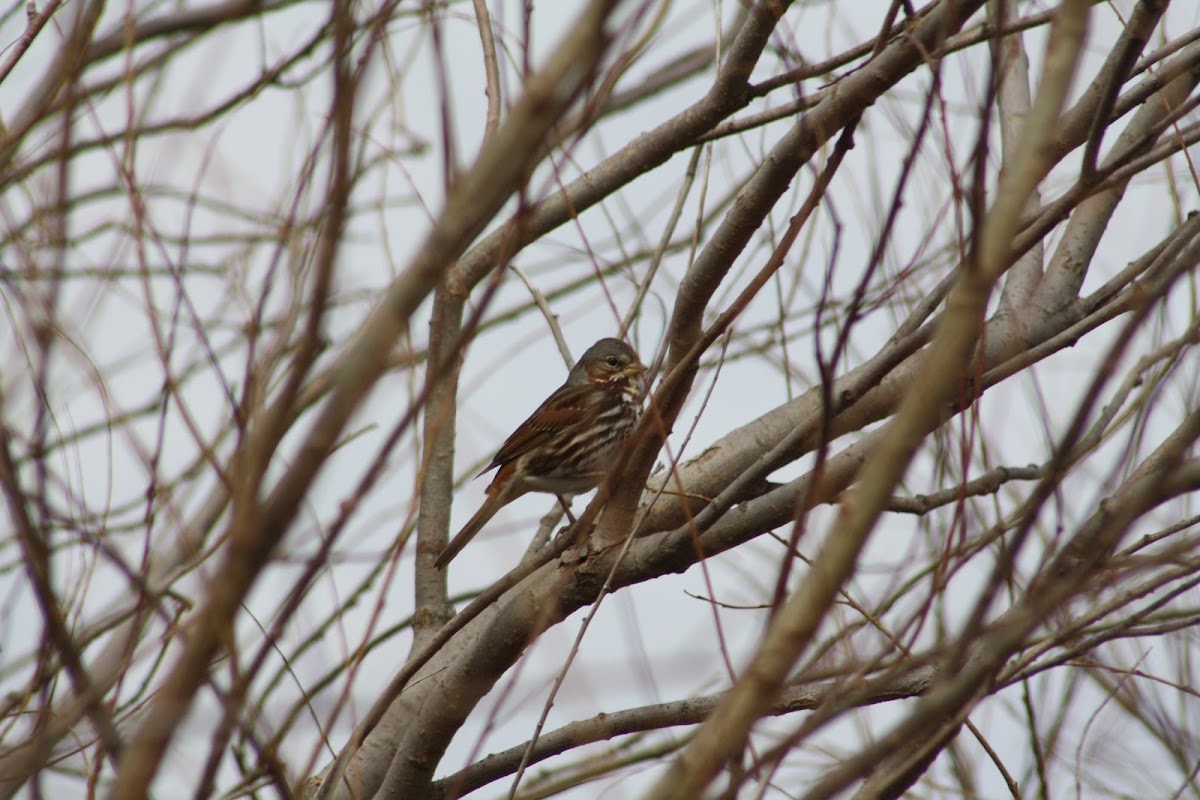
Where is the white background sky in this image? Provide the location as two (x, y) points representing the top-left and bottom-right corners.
(2, 0), (1200, 797)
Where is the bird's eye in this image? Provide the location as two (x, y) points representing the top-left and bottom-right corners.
(605, 356), (620, 368)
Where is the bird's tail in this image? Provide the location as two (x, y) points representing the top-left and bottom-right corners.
(432, 494), (501, 568)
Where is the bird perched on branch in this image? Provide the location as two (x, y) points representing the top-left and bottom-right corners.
(435, 338), (646, 568)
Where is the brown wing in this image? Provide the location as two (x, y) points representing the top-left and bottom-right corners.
(477, 383), (599, 475)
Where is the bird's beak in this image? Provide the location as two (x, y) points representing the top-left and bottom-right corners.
(624, 362), (647, 394)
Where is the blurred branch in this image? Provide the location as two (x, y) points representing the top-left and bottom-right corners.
(442, 660), (948, 798)
(644, 2), (1087, 795)
(0, 0), (103, 170)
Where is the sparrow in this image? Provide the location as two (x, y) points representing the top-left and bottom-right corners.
(435, 338), (645, 567)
